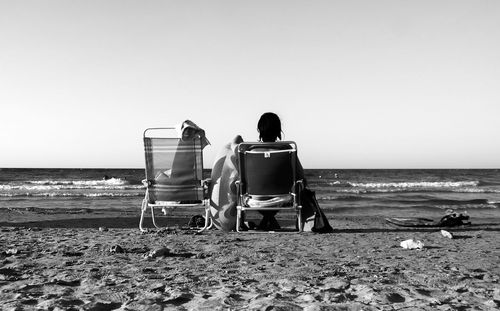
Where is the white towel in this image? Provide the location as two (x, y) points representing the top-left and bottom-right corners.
(244, 195), (293, 208)
(176, 120), (210, 149)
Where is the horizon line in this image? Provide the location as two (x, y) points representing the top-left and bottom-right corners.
(1, 167), (499, 170)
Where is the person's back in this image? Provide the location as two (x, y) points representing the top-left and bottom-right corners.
(209, 113), (305, 231)
(209, 112), (308, 231)
(252, 113), (303, 229)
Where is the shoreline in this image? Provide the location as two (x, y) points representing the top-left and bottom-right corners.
(1, 207), (499, 229)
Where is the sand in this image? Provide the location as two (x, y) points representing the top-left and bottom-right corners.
(1, 208), (500, 310)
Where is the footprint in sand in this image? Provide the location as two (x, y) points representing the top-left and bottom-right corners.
(385, 292), (406, 303)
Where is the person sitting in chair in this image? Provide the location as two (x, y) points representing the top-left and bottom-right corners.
(209, 112), (306, 231)
(252, 112), (306, 230)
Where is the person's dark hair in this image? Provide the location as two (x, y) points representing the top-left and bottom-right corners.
(258, 112), (282, 142)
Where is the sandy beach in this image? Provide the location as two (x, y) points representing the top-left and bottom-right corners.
(1, 208), (500, 310)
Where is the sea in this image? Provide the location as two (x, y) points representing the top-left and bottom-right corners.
(1, 168), (500, 219)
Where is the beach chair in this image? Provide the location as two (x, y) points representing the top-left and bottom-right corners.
(140, 128), (212, 232)
(235, 141), (304, 232)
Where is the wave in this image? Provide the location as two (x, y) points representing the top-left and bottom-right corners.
(345, 180), (480, 189)
(0, 179), (145, 191)
(323, 203), (496, 213)
(479, 180), (500, 187)
(432, 204), (497, 210)
(0, 185), (144, 191)
(319, 195), (370, 201)
(27, 177), (132, 186)
(319, 196), (492, 205)
(317, 180), (500, 194)
(320, 188), (500, 194)
(0, 192), (143, 198)
(325, 181), (352, 187)
(0, 178), (145, 198)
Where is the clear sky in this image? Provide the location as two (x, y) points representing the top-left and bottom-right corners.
(1, 0), (499, 169)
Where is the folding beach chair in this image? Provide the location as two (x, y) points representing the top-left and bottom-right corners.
(140, 128), (212, 232)
(235, 141), (304, 232)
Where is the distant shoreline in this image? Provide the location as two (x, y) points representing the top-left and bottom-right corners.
(2, 167), (500, 170)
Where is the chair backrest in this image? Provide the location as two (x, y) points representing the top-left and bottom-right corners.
(143, 128), (204, 202)
(237, 142), (298, 196)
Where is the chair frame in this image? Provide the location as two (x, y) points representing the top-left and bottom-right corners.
(235, 141), (303, 232)
(140, 127), (212, 232)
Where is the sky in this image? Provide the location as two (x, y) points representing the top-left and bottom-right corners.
(1, 0), (499, 169)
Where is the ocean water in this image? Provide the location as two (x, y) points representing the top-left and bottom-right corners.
(1, 168), (499, 218)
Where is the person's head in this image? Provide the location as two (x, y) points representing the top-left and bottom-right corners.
(257, 112), (282, 142)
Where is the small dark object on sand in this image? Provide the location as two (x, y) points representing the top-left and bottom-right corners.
(110, 245), (124, 253)
(187, 215), (206, 228)
(437, 213), (471, 227)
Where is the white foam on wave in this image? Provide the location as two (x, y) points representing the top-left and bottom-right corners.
(348, 181), (480, 189)
(435, 203), (498, 210)
(324, 186), (500, 194)
(453, 188), (500, 193)
(331, 189), (368, 194)
(28, 178), (129, 186)
(0, 183), (144, 191)
(0, 192), (143, 197)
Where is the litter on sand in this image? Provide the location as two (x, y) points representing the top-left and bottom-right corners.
(400, 239), (424, 250)
(441, 230), (453, 239)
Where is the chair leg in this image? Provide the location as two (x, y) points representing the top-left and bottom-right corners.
(205, 200), (214, 230)
(151, 206), (163, 229)
(206, 208), (214, 230)
(197, 207), (211, 233)
(236, 208), (242, 232)
(139, 198), (148, 232)
(297, 208), (303, 232)
(206, 211), (214, 230)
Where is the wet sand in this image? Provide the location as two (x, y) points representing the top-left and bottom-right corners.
(1, 208), (500, 310)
